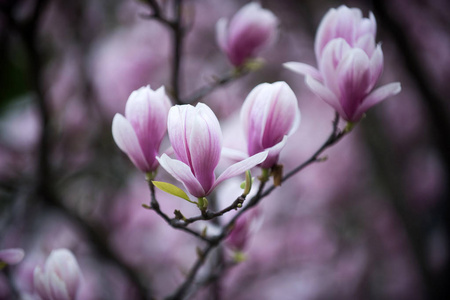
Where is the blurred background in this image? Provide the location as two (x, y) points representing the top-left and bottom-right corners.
(0, 0), (449, 299)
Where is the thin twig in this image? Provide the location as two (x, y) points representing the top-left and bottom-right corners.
(141, 0), (184, 104)
(171, 0), (183, 103)
(164, 180), (267, 300)
(178, 195), (246, 225)
(1, 3), (152, 298)
(147, 181), (211, 242)
(162, 112), (349, 300)
(141, 0), (174, 28)
(180, 69), (249, 104)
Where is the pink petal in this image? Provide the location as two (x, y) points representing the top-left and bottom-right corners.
(260, 135), (288, 169)
(124, 87), (158, 167)
(216, 18), (228, 52)
(45, 249), (81, 299)
(305, 76), (347, 119)
(212, 151), (268, 193)
(221, 147), (248, 161)
(157, 154), (205, 198)
(261, 82), (299, 149)
(319, 38), (351, 95)
(49, 273), (71, 300)
(0, 248), (24, 265)
(288, 107), (301, 136)
(124, 86), (150, 125)
(337, 48), (371, 119)
(355, 33), (376, 57)
(333, 6), (358, 46)
(112, 114), (149, 172)
(358, 15), (375, 38)
(241, 83), (272, 155)
(283, 62), (322, 81)
(240, 83), (265, 140)
(34, 266), (50, 299)
(368, 44), (384, 90)
(147, 86), (171, 143)
(167, 105), (193, 166)
(226, 2), (278, 66)
(354, 82), (402, 120)
(189, 103), (222, 192)
(314, 7), (338, 59)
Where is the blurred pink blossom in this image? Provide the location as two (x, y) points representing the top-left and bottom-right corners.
(90, 22), (170, 117)
(225, 210), (260, 252)
(216, 2), (278, 66)
(0, 248), (25, 265)
(33, 249), (82, 300)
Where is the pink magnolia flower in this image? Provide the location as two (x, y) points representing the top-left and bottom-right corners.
(216, 2), (278, 67)
(158, 103), (267, 198)
(33, 249), (82, 300)
(241, 81), (300, 168)
(112, 85), (171, 173)
(0, 248), (25, 265)
(314, 5), (378, 61)
(226, 210), (260, 251)
(284, 5), (401, 122)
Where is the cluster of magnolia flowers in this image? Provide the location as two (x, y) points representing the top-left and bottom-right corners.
(0, 4), (402, 300)
(112, 81), (299, 201)
(285, 5), (402, 123)
(112, 3), (400, 204)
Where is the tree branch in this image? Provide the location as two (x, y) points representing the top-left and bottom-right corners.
(180, 69), (249, 104)
(159, 112), (350, 300)
(146, 181), (211, 242)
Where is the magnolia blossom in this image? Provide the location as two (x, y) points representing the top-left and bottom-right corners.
(216, 2), (278, 66)
(33, 249), (82, 300)
(158, 103), (267, 198)
(226, 210), (260, 251)
(314, 5), (378, 60)
(0, 248), (25, 265)
(284, 5), (401, 122)
(112, 85), (171, 173)
(241, 81), (300, 168)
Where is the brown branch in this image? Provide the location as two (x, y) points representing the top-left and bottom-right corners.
(372, 1), (450, 297)
(1, 2), (153, 298)
(180, 69), (249, 104)
(141, 0), (185, 104)
(147, 181), (211, 242)
(176, 195), (246, 225)
(161, 112), (350, 300)
(171, 0), (183, 103)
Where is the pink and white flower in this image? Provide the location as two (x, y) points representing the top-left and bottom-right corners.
(158, 103), (267, 198)
(226, 210), (261, 251)
(314, 5), (378, 61)
(284, 5), (401, 122)
(0, 248), (25, 265)
(216, 2), (278, 67)
(241, 81), (300, 168)
(33, 249), (82, 300)
(112, 85), (171, 173)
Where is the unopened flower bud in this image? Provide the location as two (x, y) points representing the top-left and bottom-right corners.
(241, 81), (300, 168)
(112, 85), (171, 172)
(33, 249), (82, 300)
(0, 248), (25, 266)
(216, 2), (278, 67)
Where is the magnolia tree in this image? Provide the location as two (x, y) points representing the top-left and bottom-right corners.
(1, 0), (448, 299)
